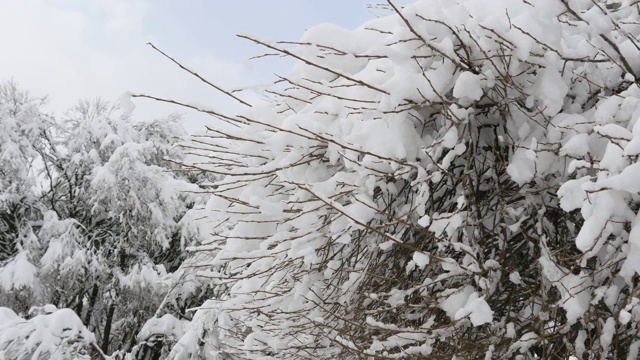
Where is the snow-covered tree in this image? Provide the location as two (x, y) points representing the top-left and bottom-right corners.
(41, 101), (209, 354)
(0, 87), (210, 357)
(172, 0), (640, 358)
(0, 82), (54, 311)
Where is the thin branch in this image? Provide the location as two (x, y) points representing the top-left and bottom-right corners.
(237, 34), (390, 95)
(147, 42), (253, 107)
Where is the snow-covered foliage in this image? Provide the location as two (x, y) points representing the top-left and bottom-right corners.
(0, 82), (50, 262)
(0, 305), (103, 360)
(176, 0), (640, 358)
(0, 90), (210, 357)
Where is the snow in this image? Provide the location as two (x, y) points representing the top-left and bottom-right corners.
(118, 91), (136, 114)
(439, 285), (474, 319)
(429, 212), (464, 239)
(417, 214), (431, 227)
(0, 251), (38, 292)
(138, 314), (187, 343)
(621, 213), (640, 279)
(0, 307), (19, 323)
(413, 251), (430, 268)
(574, 330), (587, 357)
(453, 71), (483, 102)
(509, 332), (540, 355)
(454, 293), (494, 326)
(0, 306), (97, 359)
(619, 310), (631, 325)
(560, 133), (590, 157)
(600, 317), (616, 355)
(595, 124), (632, 141)
(599, 163), (640, 193)
(343, 117), (422, 161)
(441, 127), (459, 149)
(506, 149), (536, 185)
(539, 250), (592, 325)
(557, 177), (590, 212)
(509, 272), (522, 285)
(530, 66), (568, 117)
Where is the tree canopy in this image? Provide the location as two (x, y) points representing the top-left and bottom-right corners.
(0, 85), (210, 359)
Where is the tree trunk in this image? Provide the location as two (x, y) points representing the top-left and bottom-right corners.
(84, 284), (99, 325)
(101, 303), (116, 354)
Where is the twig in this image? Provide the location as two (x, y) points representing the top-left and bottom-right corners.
(146, 42), (253, 107)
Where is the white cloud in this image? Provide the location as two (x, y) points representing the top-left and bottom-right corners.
(0, 0), (252, 132)
(0, 0), (87, 97)
(91, 0), (147, 33)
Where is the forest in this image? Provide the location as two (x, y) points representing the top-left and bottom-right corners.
(2, 0), (640, 359)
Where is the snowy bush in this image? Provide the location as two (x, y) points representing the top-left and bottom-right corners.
(0, 305), (104, 360)
(171, 0), (640, 358)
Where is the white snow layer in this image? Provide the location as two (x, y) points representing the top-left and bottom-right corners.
(0, 306), (97, 359)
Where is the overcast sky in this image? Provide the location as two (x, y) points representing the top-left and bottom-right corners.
(0, 0), (406, 132)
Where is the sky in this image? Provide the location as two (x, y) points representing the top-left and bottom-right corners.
(0, 0), (407, 132)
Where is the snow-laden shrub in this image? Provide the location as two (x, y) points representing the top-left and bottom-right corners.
(173, 0), (640, 358)
(0, 305), (104, 360)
